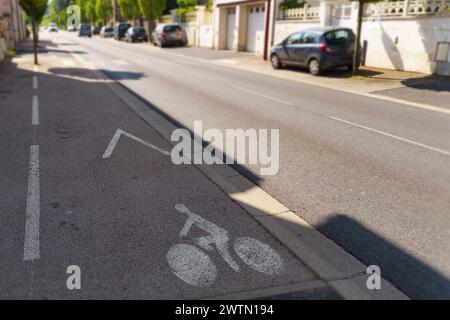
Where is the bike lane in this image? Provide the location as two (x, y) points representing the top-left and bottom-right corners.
(1, 41), (333, 299)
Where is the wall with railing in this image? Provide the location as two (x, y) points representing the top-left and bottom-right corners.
(274, 0), (450, 74)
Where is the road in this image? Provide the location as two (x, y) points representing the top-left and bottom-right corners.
(3, 31), (450, 299)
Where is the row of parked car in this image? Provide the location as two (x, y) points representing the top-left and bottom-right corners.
(74, 22), (188, 47)
(49, 21), (358, 76)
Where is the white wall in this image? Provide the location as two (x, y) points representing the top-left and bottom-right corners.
(273, 21), (321, 44)
(333, 15), (450, 74)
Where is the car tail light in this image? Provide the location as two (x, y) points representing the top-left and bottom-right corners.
(320, 43), (334, 54)
(162, 32), (168, 38)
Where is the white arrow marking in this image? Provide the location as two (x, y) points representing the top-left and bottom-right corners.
(102, 129), (170, 158)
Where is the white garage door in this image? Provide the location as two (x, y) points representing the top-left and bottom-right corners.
(226, 8), (236, 50)
(246, 5), (265, 54)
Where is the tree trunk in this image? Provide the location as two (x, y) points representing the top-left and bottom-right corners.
(146, 19), (155, 43)
(352, 0), (364, 75)
(31, 11), (38, 65)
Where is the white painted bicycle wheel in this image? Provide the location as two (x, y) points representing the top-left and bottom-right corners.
(233, 237), (283, 275)
(166, 243), (217, 287)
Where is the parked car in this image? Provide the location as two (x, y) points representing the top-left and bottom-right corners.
(92, 25), (102, 35)
(125, 26), (148, 43)
(270, 27), (359, 76)
(152, 24), (187, 47)
(46, 23), (58, 32)
(114, 22), (131, 40)
(100, 26), (114, 38)
(78, 24), (92, 37)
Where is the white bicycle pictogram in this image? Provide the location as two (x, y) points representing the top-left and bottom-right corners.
(166, 204), (283, 287)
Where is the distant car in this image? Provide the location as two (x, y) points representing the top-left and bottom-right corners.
(270, 27), (360, 76)
(92, 25), (102, 35)
(78, 24), (92, 37)
(100, 26), (114, 38)
(125, 27), (148, 43)
(114, 22), (131, 41)
(46, 23), (58, 32)
(152, 24), (187, 47)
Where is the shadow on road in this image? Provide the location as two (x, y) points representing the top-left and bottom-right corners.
(318, 214), (450, 299)
(48, 67), (145, 81)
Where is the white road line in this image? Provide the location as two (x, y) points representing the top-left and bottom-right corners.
(33, 76), (38, 90)
(231, 85), (293, 106)
(103, 128), (170, 158)
(32, 96), (39, 125)
(330, 116), (450, 157)
(24, 145), (40, 261)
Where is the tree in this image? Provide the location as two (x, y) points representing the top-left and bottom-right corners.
(118, 0), (140, 22)
(19, 0), (48, 64)
(138, 0), (166, 41)
(76, 0), (88, 22)
(86, 0), (97, 24)
(176, 0), (198, 16)
(95, 0), (113, 25)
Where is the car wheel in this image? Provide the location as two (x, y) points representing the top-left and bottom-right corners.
(308, 59), (322, 76)
(271, 54), (282, 69)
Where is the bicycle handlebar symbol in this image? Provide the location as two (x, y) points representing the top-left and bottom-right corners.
(167, 204), (284, 287)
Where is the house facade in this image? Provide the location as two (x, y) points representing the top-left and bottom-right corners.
(212, 0), (450, 75)
(0, 0), (27, 60)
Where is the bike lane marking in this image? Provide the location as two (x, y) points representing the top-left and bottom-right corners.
(167, 204), (284, 287)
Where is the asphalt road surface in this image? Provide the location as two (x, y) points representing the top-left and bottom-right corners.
(3, 31), (450, 299)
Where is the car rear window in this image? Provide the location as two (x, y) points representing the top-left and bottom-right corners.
(81, 25), (90, 30)
(163, 25), (182, 32)
(324, 29), (354, 45)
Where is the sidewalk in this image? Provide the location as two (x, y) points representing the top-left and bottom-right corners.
(148, 45), (450, 110)
(0, 39), (408, 299)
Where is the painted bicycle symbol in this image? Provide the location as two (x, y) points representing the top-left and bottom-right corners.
(166, 204), (283, 287)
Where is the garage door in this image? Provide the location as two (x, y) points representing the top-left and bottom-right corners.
(226, 8), (236, 50)
(246, 5), (265, 54)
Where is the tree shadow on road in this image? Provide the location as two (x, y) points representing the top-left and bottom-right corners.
(317, 214), (450, 299)
(47, 67), (145, 81)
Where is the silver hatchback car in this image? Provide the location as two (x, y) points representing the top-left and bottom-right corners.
(152, 24), (187, 47)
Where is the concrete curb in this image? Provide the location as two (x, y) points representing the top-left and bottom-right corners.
(69, 45), (409, 300)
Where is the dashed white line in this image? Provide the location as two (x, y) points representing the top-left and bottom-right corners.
(24, 145), (40, 260)
(32, 96), (39, 125)
(330, 116), (450, 157)
(231, 85), (293, 106)
(33, 76), (38, 90)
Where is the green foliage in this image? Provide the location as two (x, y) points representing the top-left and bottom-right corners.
(138, 0), (167, 20)
(95, 0), (113, 25)
(176, 0), (198, 16)
(279, 0), (305, 10)
(118, 0), (140, 21)
(20, 0), (48, 22)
